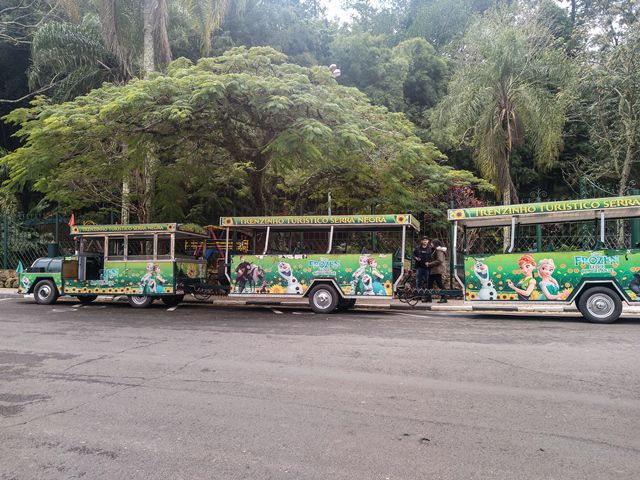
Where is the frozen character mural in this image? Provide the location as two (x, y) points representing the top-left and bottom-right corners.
(234, 256), (250, 293)
(20, 276), (31, 293)
(537, 258), (570, 300)
(234, 256), (265, 293)
(278, 261), (302, 294)
(507, 254), (537, 300)
(368, 258), (386, 295)
(351, 255), (369, 295)
(473, 261), (497, 300)
(361, 274), (374, 295)
(153, 265), (166, 293)
(140, 262), (166, 294)
(245, 264), (264, 292)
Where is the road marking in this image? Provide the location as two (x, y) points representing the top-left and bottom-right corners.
(167, 306), (178, 312)
(0, 297), (17, 302)
(389, 311), (441, 319)
(269, 308), (283, 314)
(72, 304), (81, 308)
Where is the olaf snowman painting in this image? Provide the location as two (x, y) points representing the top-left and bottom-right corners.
(473, 261), (497, 300)
(278, 261), (303, 294)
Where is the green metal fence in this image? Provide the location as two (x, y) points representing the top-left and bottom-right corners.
(1, 214), (73, 270)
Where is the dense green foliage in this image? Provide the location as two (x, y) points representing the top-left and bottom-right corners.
(2, 47), (482, 223)
(432, 4), (573, 203)
(1, 0), (639, 225)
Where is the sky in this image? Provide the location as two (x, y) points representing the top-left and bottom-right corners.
(320, 0), (574, 23)
(321, 0), (353, 22)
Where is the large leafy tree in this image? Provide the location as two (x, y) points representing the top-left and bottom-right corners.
(2, 47), (481, 222)
(565, 0), (639, 197)
(432, 3), (574, 206)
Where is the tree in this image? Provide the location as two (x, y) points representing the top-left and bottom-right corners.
(182, 0), (248, 58)
(214, 0), (333, 66)
(1, 47), (483, 222)
(28, 17), (124, 102)
(0, 0), (65, 46)
(432, 4), (573, 206)
(406, 0), (494, 48)
(330, 34), (448, 137)
(565, 1), (639, 197)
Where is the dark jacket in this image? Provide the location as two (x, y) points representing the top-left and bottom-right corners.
(413, 244), (433, 269)
(427, 247), (447, 275)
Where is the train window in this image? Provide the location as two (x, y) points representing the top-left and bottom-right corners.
(107, 237), (125, 260)
(157, 235), (172, 259)
(127, 237), (154, 259)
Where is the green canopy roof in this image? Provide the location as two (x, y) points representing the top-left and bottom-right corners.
(448, 195), (640, 227)
(220, 214), (420, 230)
(71, 223), (206, 236)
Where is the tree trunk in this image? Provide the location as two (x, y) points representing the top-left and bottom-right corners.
(143, 0), (156, 76)
(121, 179), (130, 224)
(502, 187), (512, 253)
(500, 149), (514, 253)
(141, 150), (156, 223)
(140, 1), (159, 223)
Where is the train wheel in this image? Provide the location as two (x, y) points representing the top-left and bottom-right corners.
(308, 285), (339, 314)
(128, 295), (153, 308)
(34, 280), (59, 305)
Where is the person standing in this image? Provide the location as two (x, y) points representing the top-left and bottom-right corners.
(413, 236), (433, 290)
(427, 239), (447, 290)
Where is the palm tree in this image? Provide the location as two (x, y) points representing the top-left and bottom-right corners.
(99, 0), (172, 222)
(183, 0), (246, 57)
(28, 18), (125, 102)
(433, 5), (572, 206)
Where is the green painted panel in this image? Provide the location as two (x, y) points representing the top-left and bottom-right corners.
(18, 272), (62, 293)
(230, 254), (394, 297)
(63, 261), (176, 295)
(464, 250), (640, 302)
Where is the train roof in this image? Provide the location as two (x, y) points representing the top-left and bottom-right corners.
(220, 214), (420, 231)
(448, 195), (640, 228)
(71, 223), (207, 237)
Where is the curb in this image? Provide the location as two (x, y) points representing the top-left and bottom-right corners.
(0, 293), (21, 299)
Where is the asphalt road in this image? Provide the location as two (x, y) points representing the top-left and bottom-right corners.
(1, 298), (640, 480)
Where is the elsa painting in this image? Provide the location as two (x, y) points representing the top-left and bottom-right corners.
(537, 258), (568, 301)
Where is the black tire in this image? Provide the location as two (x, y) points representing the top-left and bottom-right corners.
(308, 284), (339, 314)
(161, 295), (185, 307)
(77, 295), (98, 304)
(398, 285), (419, 306)
(128, 295), (154, 308)
(34, 280), (59, 305)
(337, 298), (356, 311)
(577, 287), (622, 324)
